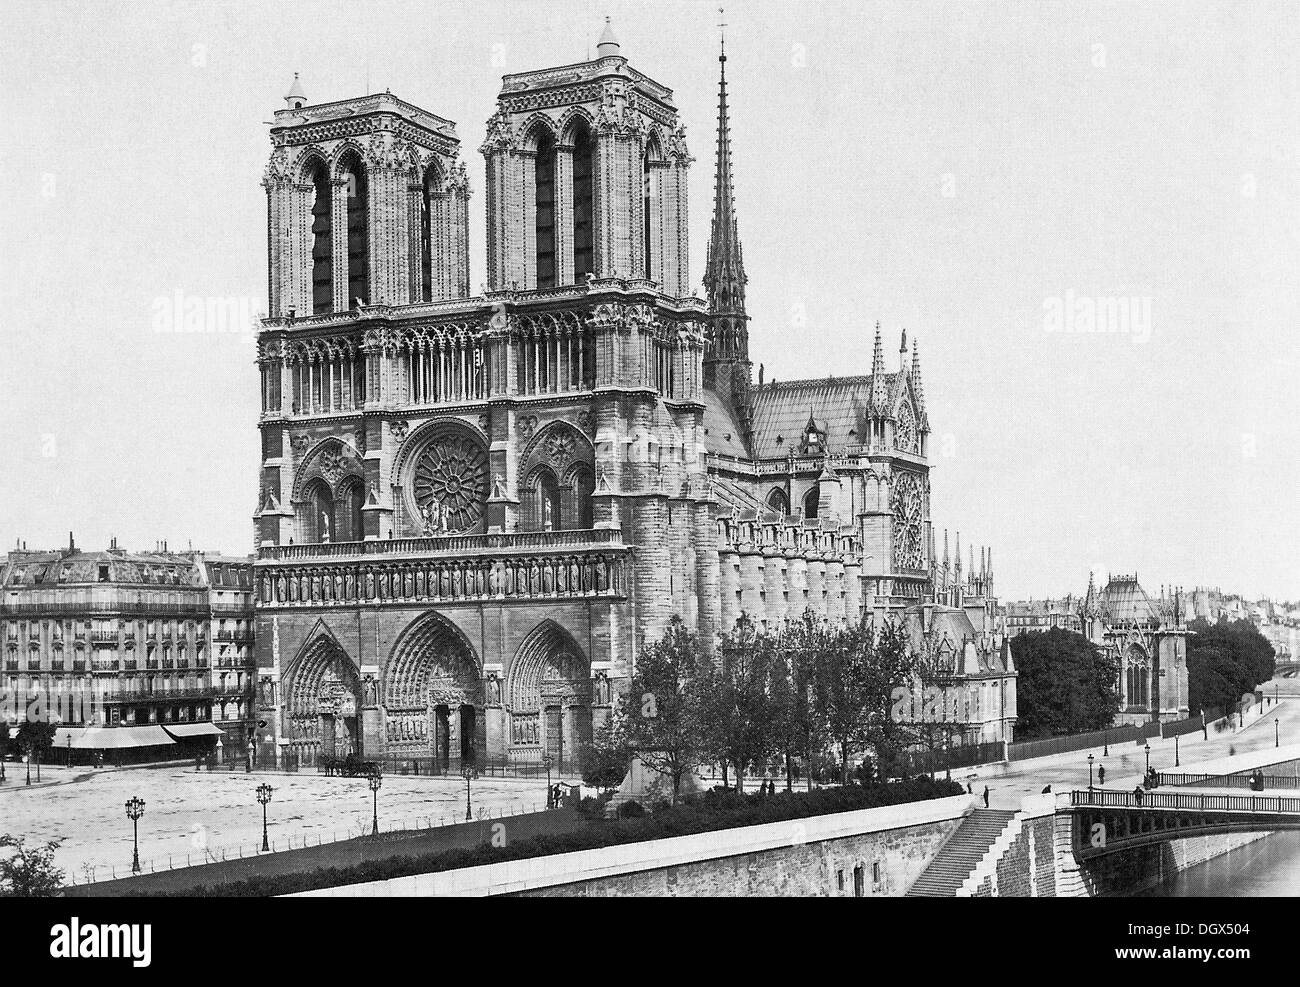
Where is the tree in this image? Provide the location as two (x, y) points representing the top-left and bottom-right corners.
(1187, 618), (1275, 716)
(810, 619), (916, 786)
(693, 613), (780, 792)
(770, 611), (823, 791)
(0, 835), (65, 897)
(618, 616), (708, 804)
(577, 718), (629, 792)
(1010, 628), (1120, 739)
(15, 719), (57, 779)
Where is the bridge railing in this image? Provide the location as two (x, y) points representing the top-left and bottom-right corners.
(1070, 789), (1300, 814)
(1157, 772), (1300, 791)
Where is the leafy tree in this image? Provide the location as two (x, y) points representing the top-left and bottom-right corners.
(577, 718), (629, 792)
(15, 719), (57, 778)
(0, 720), (10, 762)
(770, 611), (824, 791)
(0, 835), (65, 897)
(618, 616), (707, 804)
(693, 613), (780, 792)
(810, 618), (917, 786)
(1187, 618), (1275, 716)
(1010, 627), (1121, 739)
(857, 619), (921, 777)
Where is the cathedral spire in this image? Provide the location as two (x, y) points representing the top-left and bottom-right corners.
(870, 322), (887, 414)
(703, 22), (747, 347)
(911, 339), (926, 412)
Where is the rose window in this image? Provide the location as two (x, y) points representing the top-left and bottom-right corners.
(895, 403), (918, 454)
(412, 432), (488, 533)
(891, 471), (926, 571)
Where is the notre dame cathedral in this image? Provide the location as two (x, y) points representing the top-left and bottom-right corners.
(251, 24), (1017, 771)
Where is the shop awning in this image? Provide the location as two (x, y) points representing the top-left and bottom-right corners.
(161, 722), (226, 739)
(51, 725), (177, 750)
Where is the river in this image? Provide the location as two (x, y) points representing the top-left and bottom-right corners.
(1139, 831), (1300, 896)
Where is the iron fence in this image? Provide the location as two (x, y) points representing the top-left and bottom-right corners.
(1070, 788), (1300, 814)
(1008, 725), (1142, 762)
(1157, 772), (1300, 791)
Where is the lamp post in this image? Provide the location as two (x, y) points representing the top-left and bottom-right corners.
(125, 796), (145, 874)
(1144, 742), (1151, 775)
(462, 764), (478, 822)
(1276, 718), (1280, 749)
(1103, 731), (1109, 757)
(542, 753), (554, 809)
(256, 783), (273, 851)
(1175, 735), (1180, 768)
(24, 754), (30, 787)
(66, 735), (71, 769)
(1088, 753), (1094, 790)
(368, 770), (382, 837)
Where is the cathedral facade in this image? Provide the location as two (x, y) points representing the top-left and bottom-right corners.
(251, 26), (1015, 771)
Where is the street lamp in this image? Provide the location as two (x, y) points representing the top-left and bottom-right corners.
(1175, 735), (1180, 768)
(125, 796), (145, 874)
(1144, 742), (1151, 775)
(1276, 718), (1280, 749)
(1088, 753), (1094, 790)
(368, 770), (382, 837)
(542, 753), (555, 808)
(462, 764), (478, 822)
(1103, 731), (1109, 757)
(256, 783), (273, 852)
(24, 754), (30, 787)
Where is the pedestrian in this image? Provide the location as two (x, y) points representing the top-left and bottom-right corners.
(982, 785), (989, 808)
(1098, 766), (1105, 786)
(1133, 785), (1144, 804)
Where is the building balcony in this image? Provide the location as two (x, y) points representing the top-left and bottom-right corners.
(71, 660), (87, 672)
(254, 529), (630, 608)
(90, 630), (118, 643)
(256, 528), (621, 562)
(4, 660), (18, 672)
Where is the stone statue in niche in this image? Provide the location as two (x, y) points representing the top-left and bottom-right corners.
(320, 512), (331, 543)
(363, 675), (377, 707)
(486, 675), (500, 706)
(421, 501), (436, 536)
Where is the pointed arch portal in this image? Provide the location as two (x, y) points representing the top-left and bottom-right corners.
(506, 621), (592, 768)
(384, 612), (483, 767)
(283, 633), (362, 765)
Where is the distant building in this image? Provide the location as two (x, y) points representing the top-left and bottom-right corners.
(1080, 573), (1188, 725)
(0, 538), (256, 762)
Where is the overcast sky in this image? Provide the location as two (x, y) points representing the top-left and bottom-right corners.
(1, 0), (1297, 602)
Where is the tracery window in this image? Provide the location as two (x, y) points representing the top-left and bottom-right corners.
(535, 133), (556, 288)
(572, 125), (594, 282)
(307, 160), (332, 314)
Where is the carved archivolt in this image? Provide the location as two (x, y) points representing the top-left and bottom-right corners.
(292, 437), (365, 500)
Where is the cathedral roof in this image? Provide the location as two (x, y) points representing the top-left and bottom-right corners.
(701, 387), (750, 458)
(749, 375), (898, 459)
(1098, 575), (1170, 626)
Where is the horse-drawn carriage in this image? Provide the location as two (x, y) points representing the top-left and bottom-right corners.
(320, 752), (379, 777)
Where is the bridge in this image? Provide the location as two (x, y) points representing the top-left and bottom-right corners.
(1066, 788), (1300, 860)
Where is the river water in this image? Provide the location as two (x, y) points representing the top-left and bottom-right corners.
(1139, 831), (1300, 896)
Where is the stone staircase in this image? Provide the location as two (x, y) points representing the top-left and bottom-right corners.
(905, 809), (1016, 897)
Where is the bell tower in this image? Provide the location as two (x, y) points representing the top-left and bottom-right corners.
(262, 81), (470, 318)
(480, 20), (693, 295)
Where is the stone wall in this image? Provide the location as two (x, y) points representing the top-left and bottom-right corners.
(290, 795), (972, 897)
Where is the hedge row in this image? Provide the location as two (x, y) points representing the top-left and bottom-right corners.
(145, 778), (963, 897)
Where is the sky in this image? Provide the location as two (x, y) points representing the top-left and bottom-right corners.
(1, 0), (1297, 602)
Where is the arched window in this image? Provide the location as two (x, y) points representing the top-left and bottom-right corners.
(339, 152), (369, 307)
(573, 467), (595, 529)
(420, 167), (437, 303)
(766, 488), (789, 515)
(539, 472), (562, 531)
(643, 151), (653, 280)
(338, 479), (365, 542)
(535, 133), (556, 288)
(803, 486), (820, 520)
(572, 124), (594, 282)
(304, 479), (335, 544)
(308, 160), (332, 314)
